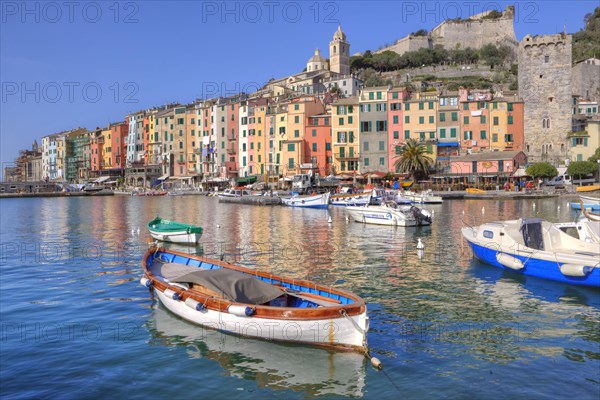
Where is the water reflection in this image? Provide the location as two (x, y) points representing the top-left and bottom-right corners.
(147, 305), (367, 398)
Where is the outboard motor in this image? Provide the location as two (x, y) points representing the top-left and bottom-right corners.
(411, 206), (432, 226)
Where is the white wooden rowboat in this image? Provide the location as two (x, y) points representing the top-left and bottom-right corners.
(141, 246), (369, 351)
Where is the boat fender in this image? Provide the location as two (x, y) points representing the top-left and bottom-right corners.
(559, 264), (592, 277)
(185, 297), (205, 311)
(496, 253), (524, 270)
(370, 357), (382, 370)
(140, 277), (152, 287)
(163, 288), (180, 301)
(228, 305), (255, 317)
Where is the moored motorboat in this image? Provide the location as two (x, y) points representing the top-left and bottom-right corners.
(140, 246), (369, 351)
(570, 195), (600, 211)
(554, 217), (600, 243)
(282, 192), (330, 209)
(403, 189), (443, 204)
(462, 218), (600, 287)
(147, 215), (203, 245)
(330, 191), (372, 206)
(345, 201), (432, 226)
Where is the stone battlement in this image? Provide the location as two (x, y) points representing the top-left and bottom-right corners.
(520, 33), (570, 48)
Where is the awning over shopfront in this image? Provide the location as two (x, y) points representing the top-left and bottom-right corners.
(237, 175), (257, 184)
(437, 142), (459, 147)
(512, 168), (529, 177)
(157, 175), (169, 181)
(93, 176), (111, 183)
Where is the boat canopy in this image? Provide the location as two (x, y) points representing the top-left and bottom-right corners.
(519, 218), (544, 250)
(173, 268), (284, 305)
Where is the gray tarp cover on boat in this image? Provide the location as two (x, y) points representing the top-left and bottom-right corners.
(173, 268), (283, 305)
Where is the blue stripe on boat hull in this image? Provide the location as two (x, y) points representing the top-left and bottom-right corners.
(467, 241), (600, 288)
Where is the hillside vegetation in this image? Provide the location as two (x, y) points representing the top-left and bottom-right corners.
(573, 7), (600, 63)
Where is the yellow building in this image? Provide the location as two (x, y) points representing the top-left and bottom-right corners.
(101, 127), (112, 168)
(402, 92), (438, 163)
(489, 100), (510, 150)
(146, 110), (159, 165)
(570, 119), (600, 161)
(331, 97), (360, 174)
(254, 102), (268, 176)
(279, 96), (326, 176)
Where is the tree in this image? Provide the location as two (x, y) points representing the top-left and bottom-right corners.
(360, 68), (386, 87)
(393, 139), (434, 180)
(588, 147), (600, 163)
(526, 162), (558, 178)
(567, 161), (599, 180)
(328, 86), (344, 98)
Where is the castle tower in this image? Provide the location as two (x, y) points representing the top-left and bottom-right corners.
(329, 26), (350, 75)
(518, 33), (572, 163)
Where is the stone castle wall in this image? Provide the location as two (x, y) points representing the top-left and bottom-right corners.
(377, 6), (517, 55)
(430, 9), (517, 51)
(518, 34), (573, 163)
(572, 60), (600, 101)
(377, 35), (430, 55)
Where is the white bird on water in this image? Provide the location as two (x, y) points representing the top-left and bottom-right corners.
(131, 228), (135, 236)
(328, 215), (333, 224)
(137, 227), (140, 235)
(217, 224), (221, 229)
(482, 207), (485, 214)
(417, 238), (425, 250)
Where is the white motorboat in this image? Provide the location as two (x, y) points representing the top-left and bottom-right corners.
(403, 189), (443, 204)
(345, 202), (432, 226)
(282, 192), (330, 209)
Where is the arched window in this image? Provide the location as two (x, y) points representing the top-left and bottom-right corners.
(333, 45), (337, 54)
(547, 118), (551, 129)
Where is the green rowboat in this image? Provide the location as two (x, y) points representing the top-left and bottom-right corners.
(147, 215), (203, 245)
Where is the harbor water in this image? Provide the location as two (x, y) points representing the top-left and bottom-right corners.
(0, 196), (599, 399)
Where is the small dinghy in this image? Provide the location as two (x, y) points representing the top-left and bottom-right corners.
(140, 246), (369, 351)
(462, 218), (600, 287)
(147, 215), (203, 245)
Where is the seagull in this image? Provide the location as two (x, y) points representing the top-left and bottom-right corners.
(417, 238), (425, 250)
(137, 227), (140, 235)
(217, 224), (221, 229)
(482, 207), (485, 214)
(328, 216), (333, 224)
(131, 228), (135, 236)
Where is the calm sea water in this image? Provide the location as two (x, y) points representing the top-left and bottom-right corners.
(0, 195), (598, 399)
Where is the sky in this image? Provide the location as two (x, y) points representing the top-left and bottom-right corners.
(1, 0), (597, 171)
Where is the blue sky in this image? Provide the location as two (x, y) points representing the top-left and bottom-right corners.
(1, 1), (597, 169)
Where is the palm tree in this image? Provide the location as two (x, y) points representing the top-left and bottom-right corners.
(393, 139), (434, 180)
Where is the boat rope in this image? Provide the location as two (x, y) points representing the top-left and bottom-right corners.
(340, 309), (365, 337)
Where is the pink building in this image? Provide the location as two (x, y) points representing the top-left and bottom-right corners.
(387, 88), (410, 172)
(449, 150), (527, 179)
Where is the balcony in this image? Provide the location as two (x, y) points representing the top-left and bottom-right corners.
(335, 153), (359, 160)
(227, 148), (236, 154)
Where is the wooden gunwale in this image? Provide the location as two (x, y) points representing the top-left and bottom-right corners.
(142, 247), (366, 320)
